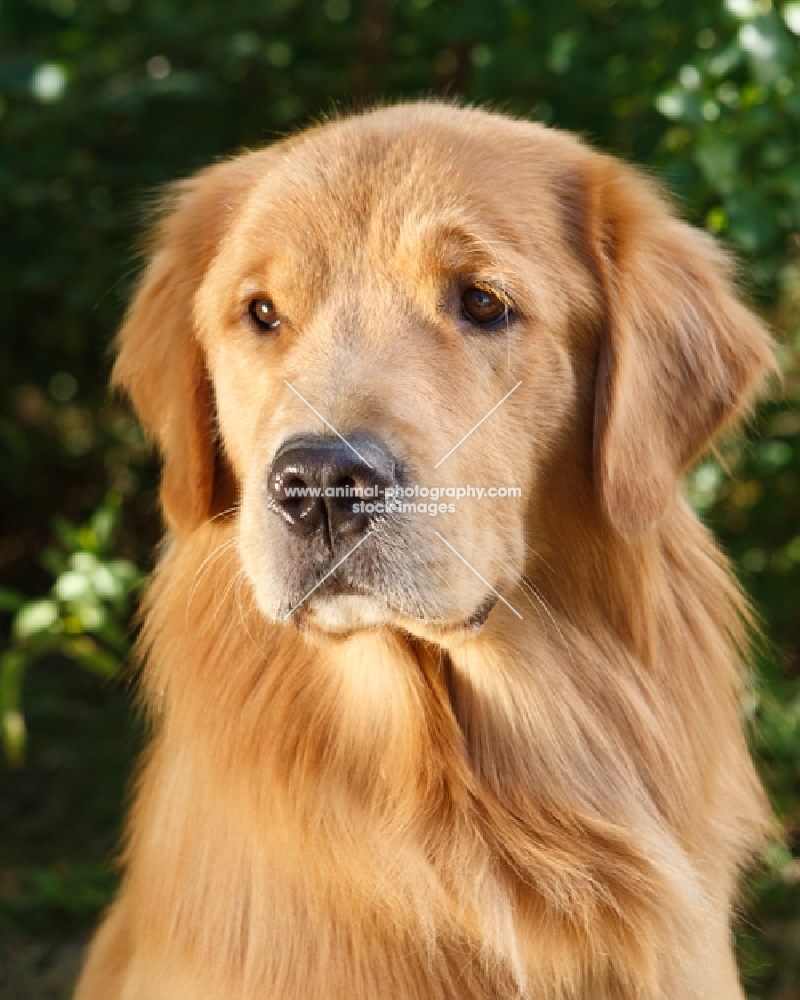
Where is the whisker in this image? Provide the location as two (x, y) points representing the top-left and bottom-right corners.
(522, 541), (561, 587)
(370, 520), (456, 620)
(514, 577), (550, 636)
(517, 575), (577, 672)
(186, 536), (239, 626)
(200, 550), (245, 635)
(203, 505), (241, 527)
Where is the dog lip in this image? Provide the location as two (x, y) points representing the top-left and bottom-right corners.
(312, 577), (364, 598)
(461, 594), (498, 630)
(287, 576), (365, 612)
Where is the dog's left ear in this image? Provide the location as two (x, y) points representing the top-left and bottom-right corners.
(582, 156), (776, 536)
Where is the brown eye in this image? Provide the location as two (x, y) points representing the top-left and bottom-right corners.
(461, 285), (509, 326)
(248, 297), (280, 332)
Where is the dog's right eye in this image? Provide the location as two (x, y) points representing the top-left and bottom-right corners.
(248, 297), (281, 332)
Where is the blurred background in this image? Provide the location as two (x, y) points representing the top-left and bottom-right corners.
(1, 0), (798, 996)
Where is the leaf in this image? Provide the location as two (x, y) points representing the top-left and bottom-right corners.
(725, 190), (779, 252)
(74, 601), (107, 632)
(52, 516), (79, 551)
(725, 0), (761, 18)
(784, 2), (800, 35)
(693, 134), (740, 195)
(2, 709), (27, 768)
(0, 649), (27, 713)
(59, 637), (121, 678)
(90, 498), (120, 550)
(70, 551), (98, 574)
(40, 547), (67, 577)
(0, 587), (25, 613)
(655, 88), (704, 123)
(54, 570), (92, 602)
(739, 14), (794, 85)
(708, 42), (744, 78)
(107, 559), (139, 585)
(12, 599), (60, 640)
(89, 564), (123, 600)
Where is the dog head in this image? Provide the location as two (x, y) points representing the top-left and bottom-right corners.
(113, 103), (774, 636)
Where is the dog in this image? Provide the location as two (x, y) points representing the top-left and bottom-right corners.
(75, 102), (776, 1000)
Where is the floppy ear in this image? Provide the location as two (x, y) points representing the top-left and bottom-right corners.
(583, 156), (776, 536)
(113, 155), (261, 532)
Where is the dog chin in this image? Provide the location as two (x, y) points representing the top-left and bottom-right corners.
(297, 595), (398, 634)
(290, 592), (499, 639)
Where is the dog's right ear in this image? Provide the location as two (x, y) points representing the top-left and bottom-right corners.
(112, 155), (263, 532)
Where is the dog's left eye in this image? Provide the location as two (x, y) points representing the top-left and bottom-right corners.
(461, 285), (509, 327)
(248, 297), (281, 332)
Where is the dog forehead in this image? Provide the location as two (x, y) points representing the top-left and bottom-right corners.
(244, 129), (481, 247)
(222, 110), (569, 286)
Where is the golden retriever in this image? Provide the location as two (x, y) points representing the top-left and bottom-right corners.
(75, 102), (776, 1000)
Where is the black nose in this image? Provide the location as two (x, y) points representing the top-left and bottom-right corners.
(267, 433), (398, 542)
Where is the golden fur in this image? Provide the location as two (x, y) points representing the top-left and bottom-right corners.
(75, 103), (776, 1000)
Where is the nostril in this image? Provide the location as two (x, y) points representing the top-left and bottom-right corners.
(268, 469), (319, 527)
(282, 476), (309, 514)
(331, 474), (359, 506)
(280, 473), (308, 499)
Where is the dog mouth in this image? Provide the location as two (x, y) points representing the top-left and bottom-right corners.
(461, 594), (498, 630)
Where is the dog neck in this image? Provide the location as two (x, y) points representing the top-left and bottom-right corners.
(124, 512), (767, 996)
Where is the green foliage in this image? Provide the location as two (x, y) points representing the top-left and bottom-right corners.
(0, 0), (798, 994)
(656, 3), (800, 279)
(0, 495), (141, 765)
